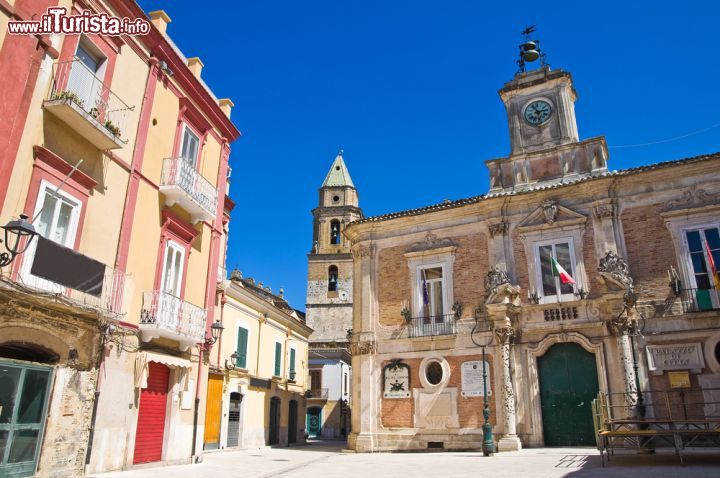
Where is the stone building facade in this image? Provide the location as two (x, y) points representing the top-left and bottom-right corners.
(305, 153), (362, 438)
(345, 63), (720, 452)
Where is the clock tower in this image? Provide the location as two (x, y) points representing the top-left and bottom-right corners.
(486, 62), (609, 192)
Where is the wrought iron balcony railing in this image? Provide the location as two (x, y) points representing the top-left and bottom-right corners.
(407, 313), (456, 338)
(678, 287), (720, 313)
(45, 59), (133, 149)
(139, 291), (207, 351)
(160, 157), (219, 223)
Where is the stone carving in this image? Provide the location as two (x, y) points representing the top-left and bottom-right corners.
(488, 222), (508, 238)
(494, 324), (515, 344)
(451, 301), (464, 320)
(541, 200), (558, 224)
(663, 186), (720, 212)
(351, 244), (376, 259)
(349, 340), (376, 356)
(484, 266), (510, 300)
(598, 251), (634, 289)
(593, 204), (614, 219)
(406, 232), (458, 253)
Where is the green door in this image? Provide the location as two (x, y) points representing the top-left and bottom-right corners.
(306, 407), (322, 438)
(538, 343), (599, 446)
(0, 361), (53, 477)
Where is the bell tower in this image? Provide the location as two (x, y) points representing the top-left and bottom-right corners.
(306, 151), (362, 344)
(485, 28), (609, 192)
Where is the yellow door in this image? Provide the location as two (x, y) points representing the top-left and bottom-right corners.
(203, 374), (224, 449)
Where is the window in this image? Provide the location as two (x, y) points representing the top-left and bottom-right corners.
(180, 125), (200, 169)
(330, 220), (341, 245)
(418, 266), (445, 319)
(160, 241), (185, 296)
(274, 342), (282, 377)
(289, 348), (296, 379)
(236, 327), (248, 369)
(328, 265), (338, 292)
(21, 182), (81, 285)
(535, 239), (577, 303)
(310, 370), (321, 391)
(425, 361), (444, 385)
(683, 226), (720, 310)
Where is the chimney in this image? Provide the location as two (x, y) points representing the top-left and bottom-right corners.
(218, 98), (234, 118)
(187, 57), (203, 78)
(148, 10), (171, 35)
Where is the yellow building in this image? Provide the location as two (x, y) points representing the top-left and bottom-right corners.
(0, 3), (239, 476)
(205, 271), (312, 450)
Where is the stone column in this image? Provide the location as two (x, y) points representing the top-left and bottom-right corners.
(495, 322), (522, 451)
(348, 243), (377, 452)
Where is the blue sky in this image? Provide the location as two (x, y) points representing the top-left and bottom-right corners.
(138, 1), (719, 311)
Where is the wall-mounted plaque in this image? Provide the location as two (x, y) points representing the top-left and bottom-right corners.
(668, 371), (691, 389)
(461, 360), (491, 398)
(383, 360), (410, 399)
(646, 343), (705, 374)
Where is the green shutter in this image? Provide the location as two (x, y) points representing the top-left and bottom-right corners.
(274, 342), (282, 376)
(236, 327), (248, 369)
(290, 348), (296, 373)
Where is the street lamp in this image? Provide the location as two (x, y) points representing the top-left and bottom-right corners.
(204, 319), (224, 347)
(225, 351), (238, 371)
(472, 306), (495, 456)
(0, 214), (38, 267)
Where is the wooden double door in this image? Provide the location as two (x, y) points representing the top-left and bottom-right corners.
(538, 343), (599, 446)
(203, 374), (224, 450)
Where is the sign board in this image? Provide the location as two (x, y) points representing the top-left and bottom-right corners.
(461, 360), (491, 398)
(646, 343), (705, 373)
(668, 371), (691, 389)
(249, 377), (271, 389)
(383, 361), (410, 399)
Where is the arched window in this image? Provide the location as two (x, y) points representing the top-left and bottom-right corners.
(328, 265), (338, 292)
(330, 220), (341, 245)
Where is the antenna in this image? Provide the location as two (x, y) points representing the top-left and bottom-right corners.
(517, 25), (548, 73)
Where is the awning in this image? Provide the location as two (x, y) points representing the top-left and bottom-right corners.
(134, 351), (192, 389)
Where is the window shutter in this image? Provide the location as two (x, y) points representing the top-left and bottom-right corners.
(236, 327), (248, 369)
(274, 343), (281, 376)
(290, 348), (296, 373)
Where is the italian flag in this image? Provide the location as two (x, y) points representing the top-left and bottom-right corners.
(551, 257), (576, 285)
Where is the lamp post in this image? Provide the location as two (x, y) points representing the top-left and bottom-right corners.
(472, 306), (495, 456)
(0, 214), (38, 267)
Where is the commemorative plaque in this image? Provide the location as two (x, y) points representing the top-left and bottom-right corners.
(383, 361), (410, 399)
(461, 360), (491, 397)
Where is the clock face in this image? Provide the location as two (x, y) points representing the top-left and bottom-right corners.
(524, 100), (552, 125)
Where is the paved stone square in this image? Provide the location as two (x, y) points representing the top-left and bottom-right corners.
(93, 441), (720, 478)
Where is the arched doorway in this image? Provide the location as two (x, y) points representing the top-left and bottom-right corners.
(227, 392), (243, 447)
(268, 397), (281, 445)
(306, 406), (322, 438)
(0, 343), (55, 478)
(288, 400), (298, 444)
(538, 342), (599, 446)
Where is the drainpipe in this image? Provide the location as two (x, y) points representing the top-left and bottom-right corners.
(191, 345), (204, 462)
(84, 334), (111, 470)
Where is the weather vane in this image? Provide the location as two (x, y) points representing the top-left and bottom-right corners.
(517, 25), (548, 73)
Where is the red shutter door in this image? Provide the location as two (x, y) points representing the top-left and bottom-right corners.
(134, 362), (170, 464)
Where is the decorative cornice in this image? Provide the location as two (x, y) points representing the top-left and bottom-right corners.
(488, 222), (508, 238)
(593, 204), (614, 219)
(405, 232), (458, 253)
(351, 244), (376, 259)
(33, 146), (98, 193)
(349, 340), (376, 356)
(662, 185), (720, 213)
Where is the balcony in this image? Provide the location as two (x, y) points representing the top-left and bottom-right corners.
(407, 314), (456, 338)
(139, 291), (207, 351)
(678, 288), (720, 313)
(159, 158), (219, 224)
(44, 59), (132, 150)
(308, 388), (329, 400)
(20, 238), (130, 316)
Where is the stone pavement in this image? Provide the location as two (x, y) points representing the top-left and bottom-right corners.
(93, 441), (720, 478)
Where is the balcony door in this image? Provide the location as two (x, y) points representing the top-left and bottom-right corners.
(67, 42), (105, 114)
(684, 227), (720, 310)
(158, 241), (185, 327)
(20, 182), (81, 292)
(180, 125), (200, 169)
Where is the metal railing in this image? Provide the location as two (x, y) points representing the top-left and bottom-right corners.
(160, 157), (219, 218)
(309, 388), (329, 399)
(20, 265), (129, 316)
(678, 287), (720, 313)
(48, 59), (133, 142)
(407, 314), (456, 338)
(139, 290), (206, 342)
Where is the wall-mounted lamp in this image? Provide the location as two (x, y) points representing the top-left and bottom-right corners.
(204, 320), (224, 347)
(225, 351), (238, 371)
(0, 214), (38, 267)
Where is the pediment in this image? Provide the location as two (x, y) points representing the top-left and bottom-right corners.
(516, 200), (586, 233)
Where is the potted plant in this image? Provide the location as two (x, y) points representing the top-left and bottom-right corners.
(104, 119), (120, 137)
(56, 90), (84, 108)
